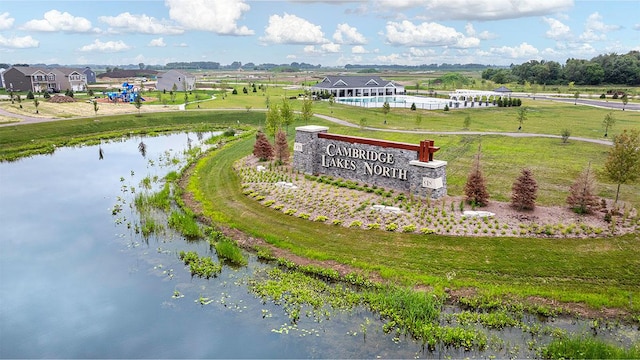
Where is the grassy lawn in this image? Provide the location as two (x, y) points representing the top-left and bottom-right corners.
(189, 134), (640, 316)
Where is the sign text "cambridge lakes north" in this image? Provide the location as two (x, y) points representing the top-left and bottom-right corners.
(320, 143), (408, 180)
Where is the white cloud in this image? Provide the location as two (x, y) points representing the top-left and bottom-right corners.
(464, 23), (496, 40)
(375, 53), (402, 64)
(99, 12), (183, 35)
(579, 12), (620, 42)
(633, 24), (640, 31)
(0, 12), (15, 30)
(0, 34), (39, 48)
(351, 45), (368, 54)
(489, 42), (540, 59)
(333, 23), (367, 45)
(377, 0), (574, 20)
(262, 13), (327, 45)
(22, 10), (94, 32)
(79, 39), (131, 53)
(148, 37), (166, 47)
(384, 20), (479, 48)
(304, 43), (341, 54)
(165, 0), (253, 35)
(408, 47), (436, 57)
(543, 17), (572, 40)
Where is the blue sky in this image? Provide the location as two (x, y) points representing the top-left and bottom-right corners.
(0, 0), (638, 67)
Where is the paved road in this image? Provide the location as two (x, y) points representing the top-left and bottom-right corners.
(0, 106), (58, 126)
(528, 95), (640, 112)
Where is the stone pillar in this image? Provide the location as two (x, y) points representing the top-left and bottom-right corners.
(292, 125), (328, 175)
(408, 160), (447, 199)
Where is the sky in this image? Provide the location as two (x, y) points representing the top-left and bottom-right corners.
(0, 0), (639, 67)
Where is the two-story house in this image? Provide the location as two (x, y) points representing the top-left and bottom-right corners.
(2, 66), (90, 93)
(156, 70), (196, 92)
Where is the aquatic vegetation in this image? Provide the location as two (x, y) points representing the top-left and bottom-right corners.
(210, 232), (248, 266)
(168, 210), (203, 239)
(179, 251), (221, 279)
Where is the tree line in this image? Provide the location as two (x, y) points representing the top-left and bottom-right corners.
(482, 50), (640, 86)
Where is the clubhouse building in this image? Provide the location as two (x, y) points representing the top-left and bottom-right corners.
(310, 75), (405, 99)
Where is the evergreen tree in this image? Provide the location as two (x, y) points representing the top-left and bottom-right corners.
(274, 130), (290, 165)
(464, 146), (490, 207)
(511, 168), (538, 210)
(566, 163), (599, 214)
(253, 132), (273, 161)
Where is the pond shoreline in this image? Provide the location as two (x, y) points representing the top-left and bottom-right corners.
(177, 140), (638, 324)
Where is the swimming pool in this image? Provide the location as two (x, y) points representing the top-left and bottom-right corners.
(335, 95), (456, 110)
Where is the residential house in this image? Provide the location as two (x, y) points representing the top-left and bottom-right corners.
(156, 70), (196, 92)
(311, 75), (405, 98)
(0, 68), (6, 88)
(82, 67), (96, 84)
(2, 66), (90, 92)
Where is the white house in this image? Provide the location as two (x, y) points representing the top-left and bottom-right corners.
(156, 70), (196, 92)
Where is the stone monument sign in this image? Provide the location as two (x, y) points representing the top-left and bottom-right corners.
(292, 125), (447, 199)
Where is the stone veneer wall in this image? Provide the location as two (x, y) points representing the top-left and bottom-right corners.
(292, 125), (447, 199)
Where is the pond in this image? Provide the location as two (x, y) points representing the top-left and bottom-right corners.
(0, 132), (637, 358)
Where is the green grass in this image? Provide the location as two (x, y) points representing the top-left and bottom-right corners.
(542, 335), (640, 359)
(188, 134), (640, 317)
(168, 210), (203, 239)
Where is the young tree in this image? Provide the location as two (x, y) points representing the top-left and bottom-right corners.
(273, 130), (290, 164)
(573, 91), (580, 105)
(33, 97), (40, 114)
(415, 114), (422, 127)
(603, 129), (640, 203)
(253, 132), (273, 161)
(561, 128), (571, 143)
(516, 106), (528, 131)
(463, 115), (471, 129)
(566, 163), (599, 214)
(328, 94), (335, 113)
(511, 168), (538, 210)
(602, 112), (616, 137)
(91, 100), (100, 116)
(464, 146), (490, 207)
(264, 103), (282, 140)
(301, 94), (313, 125)
(280, 98), (294, 134)
(382, 101), (391, 123)
(621, 93), (628, 111)
(134, 94), (143, 115)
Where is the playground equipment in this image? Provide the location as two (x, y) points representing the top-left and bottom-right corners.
(105, 82), (144, 103)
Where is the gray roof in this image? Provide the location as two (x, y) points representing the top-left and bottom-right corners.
(312, 75), (401, 89)
(494, 86), (512, 93)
